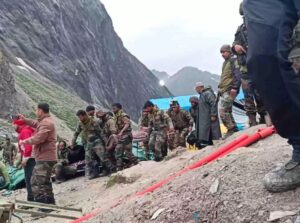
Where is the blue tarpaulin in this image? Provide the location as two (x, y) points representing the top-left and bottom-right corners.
(150, 90), (248, 130)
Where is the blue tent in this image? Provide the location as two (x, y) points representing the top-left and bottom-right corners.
(150, 90), (248, 130)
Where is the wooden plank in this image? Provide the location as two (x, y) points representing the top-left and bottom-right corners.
(15, 200), (82, 212)
(15, 209), (78, 220)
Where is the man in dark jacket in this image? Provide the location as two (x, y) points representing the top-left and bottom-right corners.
(195, 82), (221, 147)
(244, 0), (300, 193)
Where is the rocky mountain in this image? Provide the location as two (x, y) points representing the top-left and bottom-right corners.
(164, 67), (220, 96)
(0, 0), (171, 123)
(152, 69), (170, 81)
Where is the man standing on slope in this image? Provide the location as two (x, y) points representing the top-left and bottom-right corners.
(144, 101), (174, 161)
(218, 44), (241, 139)
(19, 103), (57, 205)
(195, 82), (221, 147)
(244, 0), (300, 192)
(168, 100), (193, 148)
(112, 103), (138, 170)
(232, 2), (267, 126)
(13, 118), (35, 201)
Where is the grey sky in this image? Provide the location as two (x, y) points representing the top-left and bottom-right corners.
(101, 0), (242, 75)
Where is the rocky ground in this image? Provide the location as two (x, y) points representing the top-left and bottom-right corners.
(3, 125), (300, 223)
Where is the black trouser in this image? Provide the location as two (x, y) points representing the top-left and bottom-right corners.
(244, 0), (300, 161)
(24, 158), (35, 201)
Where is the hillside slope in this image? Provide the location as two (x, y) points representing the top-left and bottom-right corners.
(0, 0), (171, 120)
(5, 126), (300, 223)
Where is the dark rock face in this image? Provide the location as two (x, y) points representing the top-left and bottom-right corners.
(0, 0), (171, 120)
(0, 50), (26, 118)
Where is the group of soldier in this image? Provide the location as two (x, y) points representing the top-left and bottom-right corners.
(55, 104), (139, 182)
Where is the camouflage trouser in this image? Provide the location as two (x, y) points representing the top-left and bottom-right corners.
(85, 139), (112, 176)
(54, 162), (77, 180)
(115, 134), (137, 168)
(219, 92), (237, 131)
(241, 73), (266, 121)
(174, 128), (189, 148)
(31, 161), (56, 204)
(149, 131), (167, 160)
(168, 132), (176, 150)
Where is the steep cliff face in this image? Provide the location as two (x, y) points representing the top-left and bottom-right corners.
(0, 0), (171, 120)
(0, 50), (27, 118)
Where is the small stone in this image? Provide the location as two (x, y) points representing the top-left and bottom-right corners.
(237, 204), (243, 209)
(209, 179), (220, 194)
(202, 173), (209, 178)
(258, 211), (264, 216)
(268, 211), (297, 222)
(151, 208), (165, 220)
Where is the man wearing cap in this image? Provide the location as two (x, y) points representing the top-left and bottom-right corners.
(0, 136), (17, 166)
(189, 96), (199, 125)
(218, 44), (241, 138)
(169, 100), (193, 148)
(195, 82), (221, 147)
(232, 2), (267, 126)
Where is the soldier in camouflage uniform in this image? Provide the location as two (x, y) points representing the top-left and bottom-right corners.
(72, 110), (112, 179)
(218, 44), (241, 138)
(96, 110), (118, 168)
(112, 103), (138, 170)
(143, 101), (174, 161)
(189, 96), (199, 125)
(232, 2), (267, 126)
(54, 141), (76, 183)
(138, 109), (150, 158)
(0, 136), (18, 166)
(169, 100), (193, 148)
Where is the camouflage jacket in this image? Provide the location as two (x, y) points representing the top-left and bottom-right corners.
(148, 109), (173, 131)
(169, 109), (193, 130)
(232, 22), (248, 74)
(72, 117), (103, 145)
(219, 57), (241, 94)
(138, 112), (149, 128)
(1, 143), (17, 166)
(102, 114), (117, 138)
(114, 110), (132, 135)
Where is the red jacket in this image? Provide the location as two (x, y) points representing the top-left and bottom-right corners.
(14, 120), (35, 159)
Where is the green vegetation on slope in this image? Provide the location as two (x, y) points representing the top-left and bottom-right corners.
(14, 70), (87, 130)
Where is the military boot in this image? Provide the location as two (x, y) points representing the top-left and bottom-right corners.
(248, 114), (258, 127)
(263, 160), (300, 192)
(88, 162), (99, 180)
